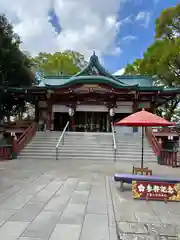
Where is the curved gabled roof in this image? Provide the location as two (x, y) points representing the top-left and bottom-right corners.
(44, 75), (138, 89)
(115, 75), (153, 87)
(34, 52), (180, 93)
(73, 52), (131, 85)
(36, 52), (140, 88)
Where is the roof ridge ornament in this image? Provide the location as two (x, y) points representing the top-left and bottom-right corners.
(71, 50), (137, 86)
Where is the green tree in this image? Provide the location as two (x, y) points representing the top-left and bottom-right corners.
(155, 3), (180, 40)
(124, 3), (180, 121)
(32, 51), (87, 76)
(124, 59), (142, 75)
(0, 14), (34, 121)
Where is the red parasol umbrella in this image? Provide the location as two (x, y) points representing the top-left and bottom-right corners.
(115, 109), (174, 168)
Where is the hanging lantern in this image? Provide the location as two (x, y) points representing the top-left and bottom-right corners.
(109, 108), (115, 117)
(46, 90), (54, 99)
(68, 107), (74, 116)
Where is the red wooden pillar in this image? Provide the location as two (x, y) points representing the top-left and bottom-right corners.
(132, 94), (139, 133)
(133, 100), (138, 113)
(150, 103), (155, 113)
(133, 92), (139, 113)
(46, 101), (52, 131)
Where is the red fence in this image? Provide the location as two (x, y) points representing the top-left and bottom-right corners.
(159, 150), (178, 167)
(0, 145), (12, 160)
(146, 127), (162, 155)
(12, 122), (36, 158)
(146, 127), (178, 167)
(0, 122), (36, 160)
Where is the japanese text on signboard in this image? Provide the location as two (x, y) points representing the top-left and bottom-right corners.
(132, 181), (180, 201)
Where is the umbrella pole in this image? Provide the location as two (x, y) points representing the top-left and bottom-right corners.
(141, 126), (144, 169)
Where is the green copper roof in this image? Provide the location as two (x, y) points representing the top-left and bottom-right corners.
(115, 76), (153, 87)
(36, 53), (154, 89)
(39, 75), (153, 88)
(73, 52), (127, 84)
(34, 52), (179, 93)
(44, 75), (138, 89)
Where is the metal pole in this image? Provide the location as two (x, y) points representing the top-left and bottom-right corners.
(141, 126), (144, 169)
(56, 147), (58, 160)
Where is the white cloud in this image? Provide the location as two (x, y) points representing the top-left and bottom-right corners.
(136, 11), (151, 28)
(110, 47), (122, 55)
(0, 0), (122, 59)
(122, 35), (137, 42)
(114, 68), (125, 75)
(119, 16), (132, 26)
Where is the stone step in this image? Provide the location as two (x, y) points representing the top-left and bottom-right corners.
(19, 155), (156, 162)
(30, 144), (150, 149)
(19, 131), (156, 164)
(23, 146), (114, 152)
(24, 146), (153, 153)
(66, 132), (112, 135)
(20, 152), (114, 157)
(28, 142), (115, 147)
(33, 137), (59, 140)
(21, 148), (114, 153)
(28, 143), (150, 147)
(20, 152), (155, 160)
(61, 141), (149, 145)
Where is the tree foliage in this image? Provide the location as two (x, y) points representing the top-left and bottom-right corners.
(124, 3), (180, 121)
(155, 3), (180, 39)
(32, 51), (87, 76)
(0, 15), (33, 87)
(0, 14), (34, 121)
(124, 59), (142, 75)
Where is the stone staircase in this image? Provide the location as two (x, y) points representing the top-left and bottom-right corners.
(58, 132), (114, 161)
(115, 133), (157, 162)
(19, 131), (60, 160)
(19, 131), (114, 161)
(19, 131), (156, 162)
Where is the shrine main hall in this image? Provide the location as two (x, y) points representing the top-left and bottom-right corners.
(8, 53), (180, 133)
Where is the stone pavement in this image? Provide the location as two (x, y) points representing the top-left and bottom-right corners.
(0, 159), (117, 240)
(0, 159), (180, 239)
(110, 163), (180, 240)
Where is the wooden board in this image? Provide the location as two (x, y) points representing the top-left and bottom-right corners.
(132, 181), (180, 201)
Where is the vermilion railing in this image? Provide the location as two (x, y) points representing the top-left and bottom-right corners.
(146, 127), (162, 156)
(152, 126), (177, 134)
(146, 127), (178, 167)
(0, 145), (12, 160)
(12, 122), (37, 158)
(159, 150), (178, 167)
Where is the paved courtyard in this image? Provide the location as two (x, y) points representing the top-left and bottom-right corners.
(0, 159), (179, 239)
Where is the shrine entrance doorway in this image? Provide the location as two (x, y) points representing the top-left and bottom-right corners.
(74, 112), (108, 132)
(53, 112), (69, 131)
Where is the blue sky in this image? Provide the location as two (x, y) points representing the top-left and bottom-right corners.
(48, 0), (179, 73)
(104, 0), (179, 72)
